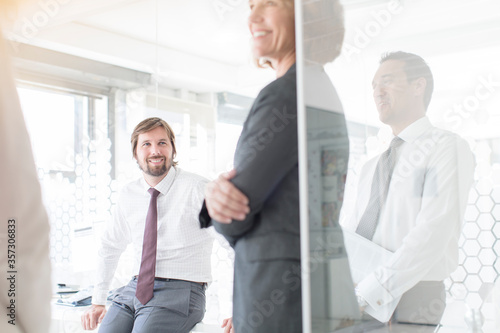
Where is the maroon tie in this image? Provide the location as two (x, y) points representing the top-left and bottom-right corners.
(135, 188), (160, 304)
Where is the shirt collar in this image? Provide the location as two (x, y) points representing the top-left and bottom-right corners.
(140, 166), (177, 195)
(396, 116), (432, 144)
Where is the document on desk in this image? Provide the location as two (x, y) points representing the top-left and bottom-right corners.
(56, 286), (94, 307)
(343, 229), (400, 323)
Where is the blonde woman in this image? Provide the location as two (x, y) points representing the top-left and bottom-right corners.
(200, 1), (346, 332)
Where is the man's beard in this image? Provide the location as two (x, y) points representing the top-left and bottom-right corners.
(138, 155), (171, 177)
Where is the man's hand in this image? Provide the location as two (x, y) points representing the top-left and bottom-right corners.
(221, 317), (234, 333)
(205, 169), (249, 223)
(81, 304), (107, 330)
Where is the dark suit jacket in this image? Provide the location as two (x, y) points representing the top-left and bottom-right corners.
(200, 64), (302, 332)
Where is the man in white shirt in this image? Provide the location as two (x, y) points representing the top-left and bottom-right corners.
(81, 117), (213, 332)
(342, 52), (475, 325)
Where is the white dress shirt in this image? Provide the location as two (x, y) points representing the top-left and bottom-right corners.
(92, 167), (213, 304)
(0, 31), (52, 333)
(342, 117), (475, 312)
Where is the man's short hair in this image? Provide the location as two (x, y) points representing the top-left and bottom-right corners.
(131, 117), (178, 166)
(380, 51), (434, 110)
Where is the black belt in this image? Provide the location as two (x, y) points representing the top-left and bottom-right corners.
(134, 276), (205, 286)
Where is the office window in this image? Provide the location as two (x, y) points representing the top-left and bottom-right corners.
(18, 86), (112, 270)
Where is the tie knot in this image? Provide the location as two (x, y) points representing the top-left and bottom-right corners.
(148, 188), (160, 198)
(390, 136), (404, 150)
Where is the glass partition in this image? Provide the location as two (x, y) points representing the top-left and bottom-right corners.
(297, 1), (361, 331)
(299, 0), (500, 332)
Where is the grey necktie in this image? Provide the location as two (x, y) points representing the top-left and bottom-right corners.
(135, 188), (160, 304)
(356, 137), (404, 240)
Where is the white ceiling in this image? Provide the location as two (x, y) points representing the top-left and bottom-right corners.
(75, 0), (251, 65)
(8, 0), (500, 82)
(8, 0), (268, 95)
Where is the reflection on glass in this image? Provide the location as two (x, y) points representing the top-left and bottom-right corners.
(307, 106), (359, 332)
(299, 0), (499, 331)
(299, 1), (361, 331)
(340, 52), (475, 328)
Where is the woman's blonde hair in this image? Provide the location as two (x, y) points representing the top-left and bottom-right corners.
(0, 0), (17, 23)
(0, 0), (36, 29)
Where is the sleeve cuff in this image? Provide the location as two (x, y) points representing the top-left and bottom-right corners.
(92, 289), (109, 305)
(356, 273), (394, 311)
(355, 291), (368, 308)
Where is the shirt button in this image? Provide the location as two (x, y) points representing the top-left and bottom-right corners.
(377, 300), (382, 306)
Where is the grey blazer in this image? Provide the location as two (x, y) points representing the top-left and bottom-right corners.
(200, 64), (302, 332)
